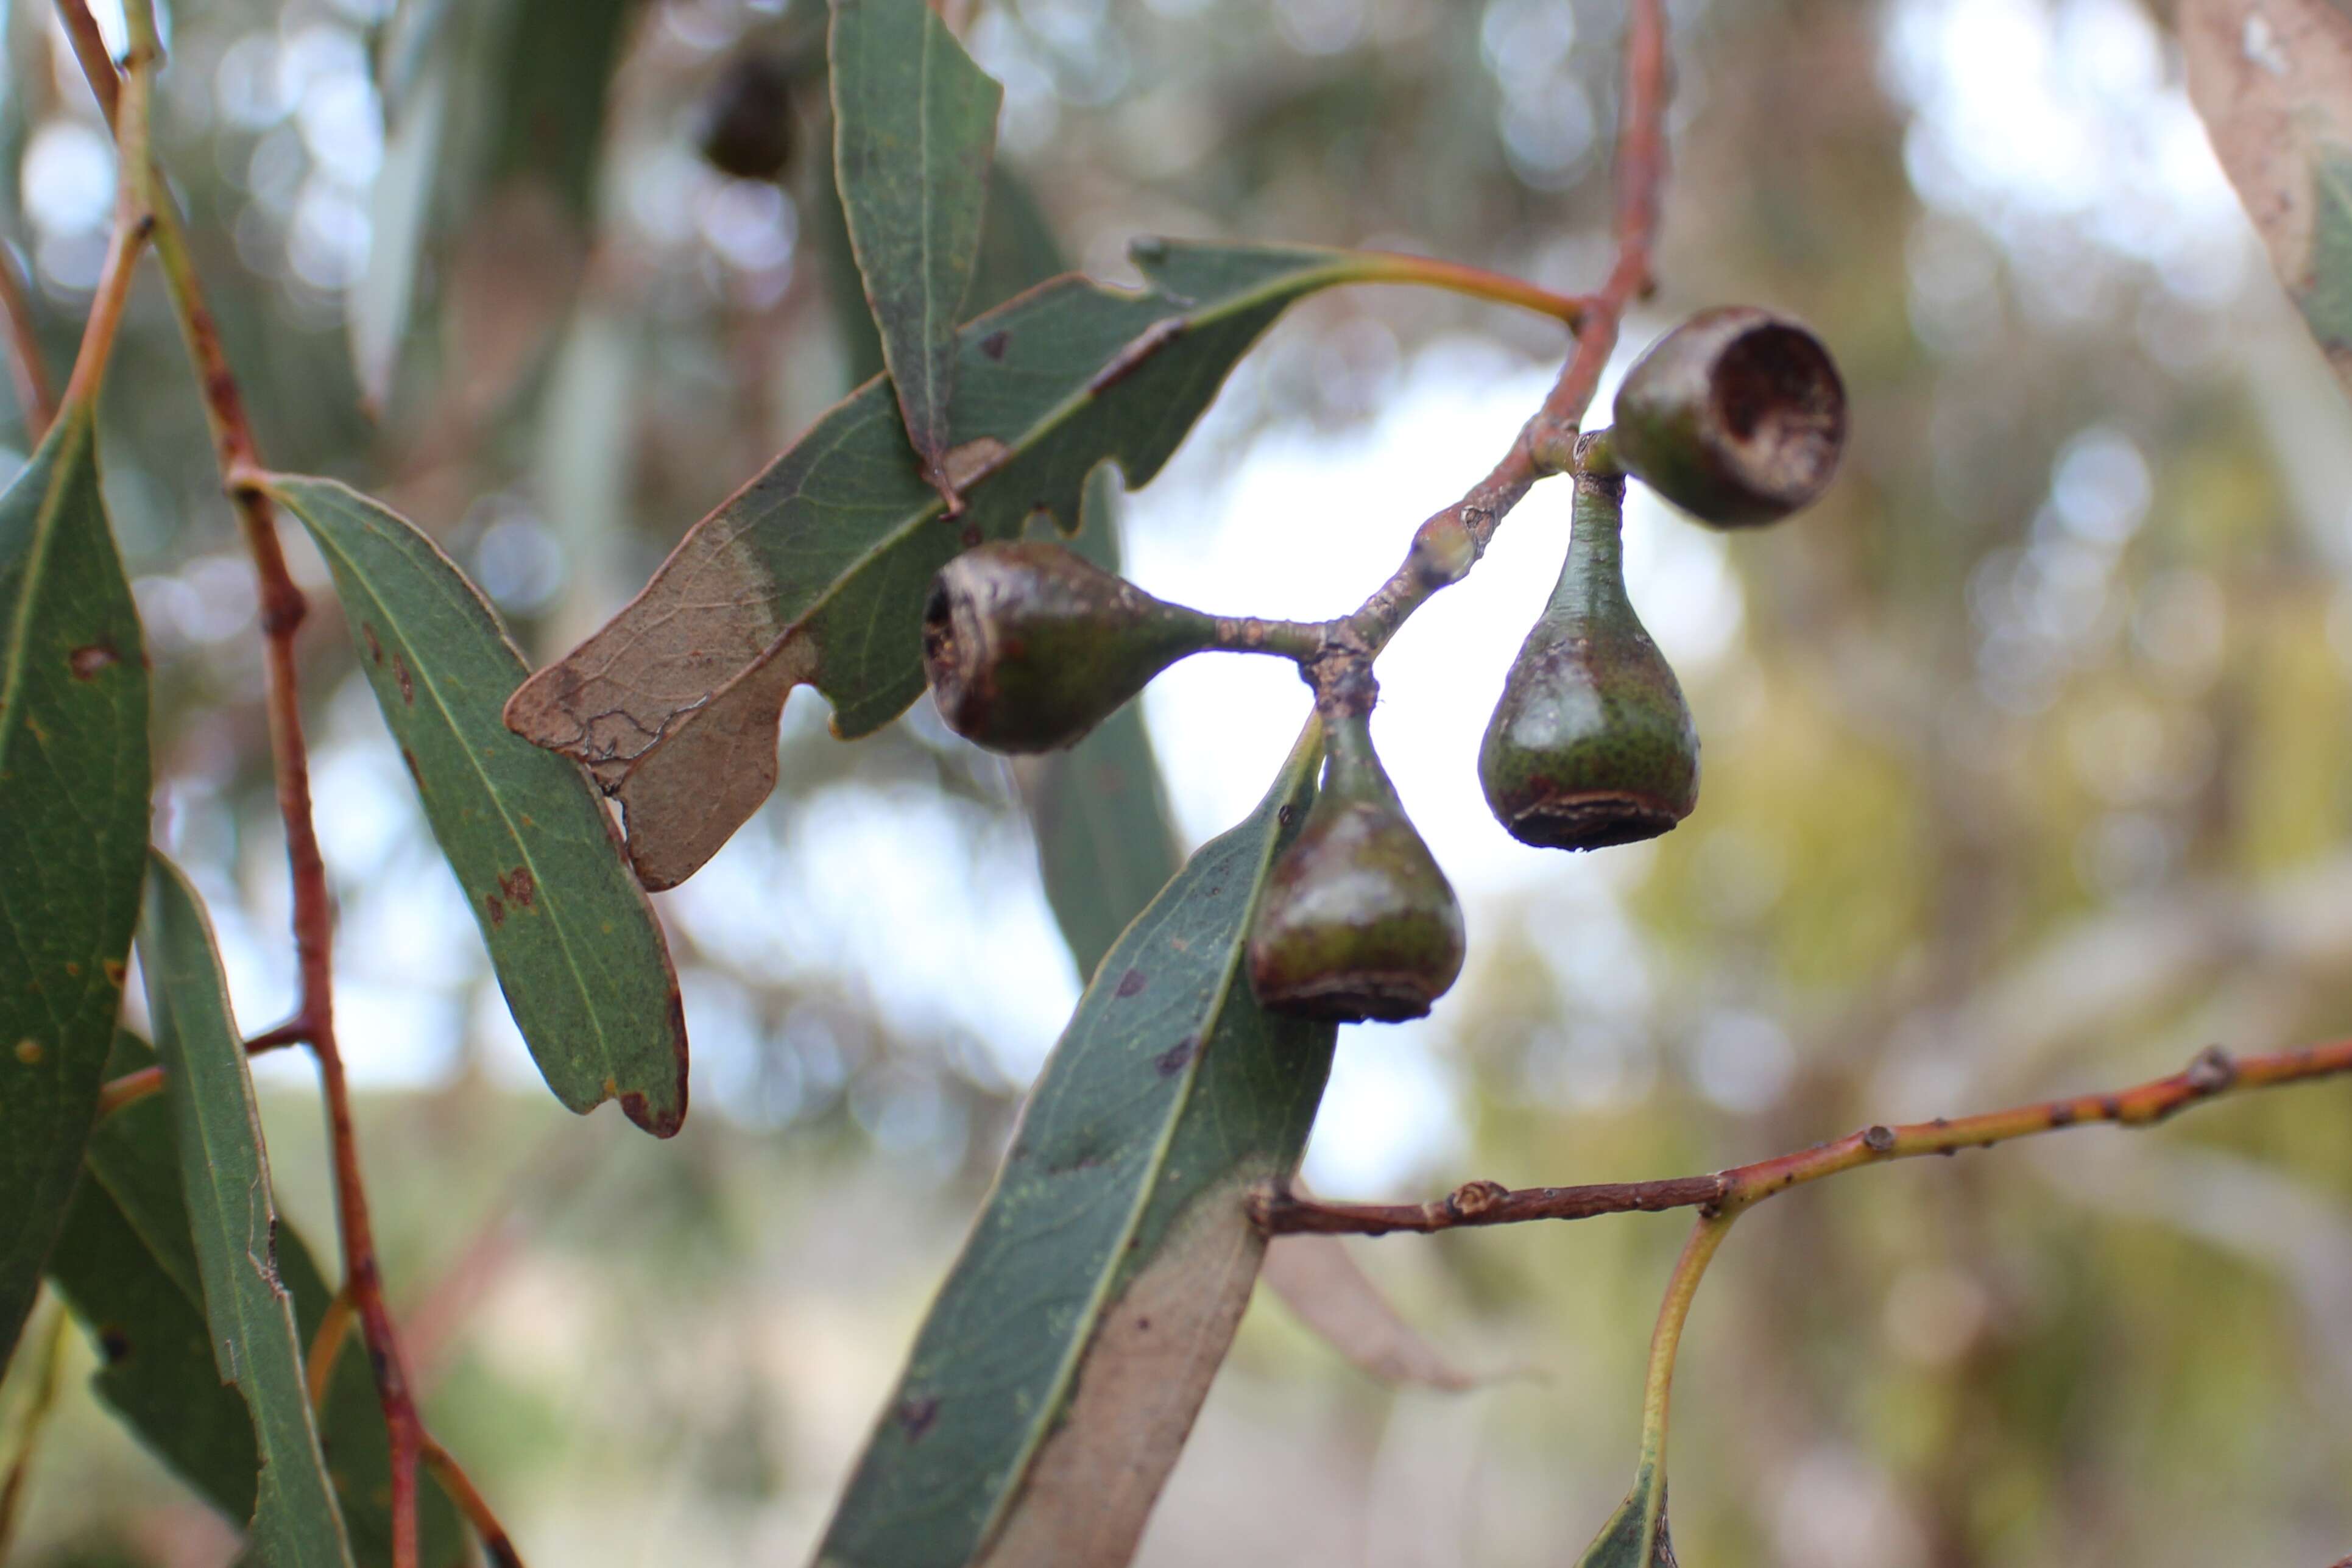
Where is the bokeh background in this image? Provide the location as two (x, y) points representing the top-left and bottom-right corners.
(2, 0), (2350, 1563)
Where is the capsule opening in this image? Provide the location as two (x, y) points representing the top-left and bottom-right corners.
(1503, 791), (1684, 852)
(1710, 323), (1845, 506)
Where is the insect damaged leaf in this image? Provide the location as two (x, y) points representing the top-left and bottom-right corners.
(2183, 0), (2352, 397)
(814, 722), (1337, 1568)
(830, 0), (1002, 500)
(140, 853), (357, 1567)
(263, 475), (689, 1137)
(46, 1036), (468, 1567)
(507, 241), (1396, 890)
(0, 402), (149, 1366)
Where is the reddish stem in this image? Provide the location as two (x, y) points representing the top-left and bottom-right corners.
(1256, 1041), (2352, 1237)
(1328, 0), (1672, 686)
(50, 8), (514, 1563)
(0, 239), (54, 440)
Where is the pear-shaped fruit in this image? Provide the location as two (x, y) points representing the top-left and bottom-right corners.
(1249, 713), (1466, 1022)
(922, 541), (1216, 752)
(1611, 306), (1846, 528)
(1480, 474), (1698, 849)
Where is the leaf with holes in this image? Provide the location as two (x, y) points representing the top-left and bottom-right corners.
(0, 402), (149, 1367)
(816, 721), (1337, 1568)
(140, 853), (356, 1567)
(46, 1036), (467, 1567)
(830, 0), (1001, 496)
(2183, 0), (2352, 397)
(262, 475), (689, 1135)
(506, 241), (1411, 889)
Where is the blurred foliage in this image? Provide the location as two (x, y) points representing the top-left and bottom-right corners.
(1, 0), (2349, 1564)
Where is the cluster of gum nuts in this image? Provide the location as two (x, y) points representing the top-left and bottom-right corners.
(921, 308), (1849, 1026)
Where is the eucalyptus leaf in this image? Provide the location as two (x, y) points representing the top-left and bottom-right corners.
(1575, 1474), (1678, 1568)
(46, 1036), (466, 1567)
(263, 475), (689, 1137)
(0, 402), (149, 1366)
(816, 722), (1337, 1568)
(829, 0), (1001, 492)
(507, 241), (1404, 889)
(140, 852), (356, 1567)
(2183, 0), (2352, 397)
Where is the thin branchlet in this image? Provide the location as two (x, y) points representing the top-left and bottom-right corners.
(1184, 0), (1673, 712)
(1253, 1040), (2352, 1237)
(54, 5), (513, 1562)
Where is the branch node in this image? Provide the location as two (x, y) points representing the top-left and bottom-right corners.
(1861, 1123), (1896, 1154)
(2185, 1044), (2236, 1095)
(1446, 1179), (1509, 1220)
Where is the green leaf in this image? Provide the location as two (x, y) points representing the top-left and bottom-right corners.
(261, 475), (689, 1137)
(508, 241), (1396, 889)
(828, 0), (1003, 492)
(816, 722), (1338, 1568)
(0, 403), (149, 1366)
(1575, 1472), (1678, 1568)
(139, 852), (356, 1567)
(45, 1037), (467, 1567)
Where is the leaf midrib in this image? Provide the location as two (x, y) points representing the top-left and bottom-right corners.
(289, 485), (629, 1087)
(964, 737), (1313, 1554)
(744, 257), (1366, 676)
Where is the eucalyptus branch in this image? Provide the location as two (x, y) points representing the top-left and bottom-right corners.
(421, 1440), (526, 1568)
(92, 1029), (300, 1118)
(1255, 1040), (2352, 1237)
(1181, 0), (1673, 716)
(0, 239), (54, 440)
(53, 7), (484, 1563)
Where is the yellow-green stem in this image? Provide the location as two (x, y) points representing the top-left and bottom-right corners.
(1635, 1209), (1737, 1480)
(1346, 250), (1591, 325)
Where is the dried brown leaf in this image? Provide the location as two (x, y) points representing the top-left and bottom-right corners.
(2184, 0), (2352, 390)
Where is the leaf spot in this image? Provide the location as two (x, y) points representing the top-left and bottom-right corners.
(98, 1325), (131, 1363)
(981, 330), (1009, 360)
(392, 651), (415, 704)
(1154, 1035), (1198, 1076)
(362, 623), (384, 665)
(1115, 967), (1148, 998)
(498, 866), (537, 909)
(68, 641), (119, 679)
(896, 1396), (941, 1442)
(486, 893), (506, 927)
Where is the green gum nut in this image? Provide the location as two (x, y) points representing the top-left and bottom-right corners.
(1611, 306), (1848, 528)
(1479, 473), (1699, 850)
(1248, 712), (1467, 1023)
(922, 541), (1217, 753)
